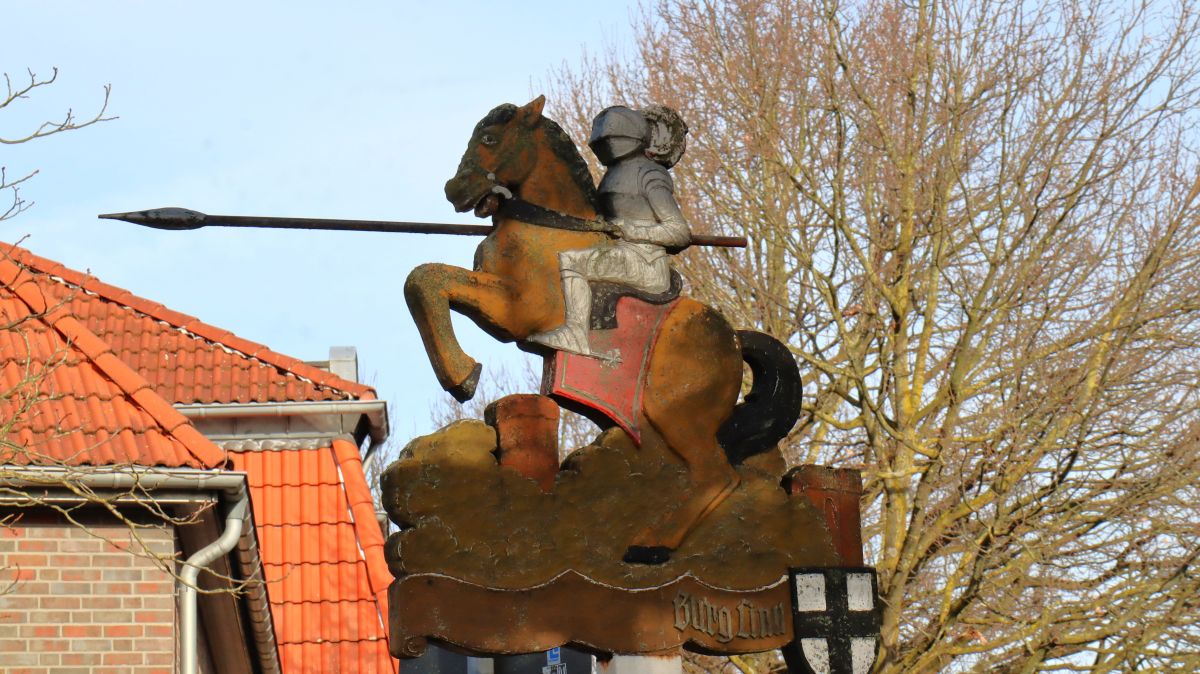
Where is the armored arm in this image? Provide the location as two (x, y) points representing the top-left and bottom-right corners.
(615, 168), (692, 248)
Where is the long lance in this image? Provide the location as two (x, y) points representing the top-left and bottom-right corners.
(98, 207), (749, 248)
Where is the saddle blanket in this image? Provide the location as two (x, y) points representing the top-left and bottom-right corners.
(543, 296), (679, 444)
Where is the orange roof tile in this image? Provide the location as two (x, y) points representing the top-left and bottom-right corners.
(0, 243), (375, 405)
(0, 254), (225, 468)
(231, 439), (397, 674)
(0, 243), (395, 668)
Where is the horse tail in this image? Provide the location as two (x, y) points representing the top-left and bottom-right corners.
(716, 330), (803, 465)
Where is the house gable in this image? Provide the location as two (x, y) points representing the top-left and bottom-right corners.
(0, 243), (398, 673)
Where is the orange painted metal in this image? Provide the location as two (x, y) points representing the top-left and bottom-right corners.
(485, 394), (560, 491)
(785, 465), (864, 566)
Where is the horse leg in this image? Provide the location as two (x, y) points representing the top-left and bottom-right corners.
(625, 303), (744, 562)
(625, 422), (741, 561)
(404, 263), (518, 402)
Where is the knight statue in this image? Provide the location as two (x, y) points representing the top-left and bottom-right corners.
(528, 105), (691, 357)
(103, 94), (881, 668)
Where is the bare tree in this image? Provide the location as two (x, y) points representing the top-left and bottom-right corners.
(549, 1), (1200, 671)
(0, 255), (245, 597)
(0, 69), (174, 595)
(1, 68), (112, 222)
(0, 72), (255, 602)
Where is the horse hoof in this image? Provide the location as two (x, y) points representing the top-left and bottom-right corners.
(447, 363), (482, 403)
(623, 545), (671, 565)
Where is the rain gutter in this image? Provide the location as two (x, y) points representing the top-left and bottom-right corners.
(0, 467), (280, 674)
(176, 400), (389, 447)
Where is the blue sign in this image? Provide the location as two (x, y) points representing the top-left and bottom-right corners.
(547, 647), (561, 665)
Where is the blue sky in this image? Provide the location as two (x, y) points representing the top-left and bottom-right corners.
(4, 1), (635, 441)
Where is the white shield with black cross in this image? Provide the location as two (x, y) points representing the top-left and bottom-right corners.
(783, 567), (882, 674)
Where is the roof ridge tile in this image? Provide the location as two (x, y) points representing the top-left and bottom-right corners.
(331, 439), (394, 622)
(37, 259), (67, 277)
(231, 443), (398, 672)
(149, 305), (200, 328)
(59, 318), (116, 360)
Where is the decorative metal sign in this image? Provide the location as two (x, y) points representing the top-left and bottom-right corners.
(387, 571), (796, 657)
(784, 567), (882, 674)
(105, 94), (880, 664)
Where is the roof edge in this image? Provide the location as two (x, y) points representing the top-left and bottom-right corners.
(330, 437), (399, 672)
(0, 242), (377, 402)
(0, 255), (227, 469)
(177, 400), (389, 445)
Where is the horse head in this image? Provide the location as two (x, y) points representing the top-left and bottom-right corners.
(444, 96), (597, 220)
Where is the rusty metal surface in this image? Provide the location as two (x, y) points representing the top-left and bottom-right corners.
(381, 410), (841, 592)
(390, 571), (794, 658)
(786, 466), (865, 566)
(486, 394), (560, 492)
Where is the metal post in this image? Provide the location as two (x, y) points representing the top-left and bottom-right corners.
(467, 657), (496, 674)
(595, 655), (682, 674)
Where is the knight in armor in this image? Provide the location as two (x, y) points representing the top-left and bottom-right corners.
(529, 105), (691, 357)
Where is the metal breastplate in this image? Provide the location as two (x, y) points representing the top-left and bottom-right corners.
(596, 157), (661, 222)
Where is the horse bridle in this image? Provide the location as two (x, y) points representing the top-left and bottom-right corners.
(480, 168), (611, 235)
(495, 198), (613, 235)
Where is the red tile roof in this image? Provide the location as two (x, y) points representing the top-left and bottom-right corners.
(0, 242), (396, 670)
(232, 439), (397, 674)
(0, 253), (225, 468)
(0, 243), (376, 404)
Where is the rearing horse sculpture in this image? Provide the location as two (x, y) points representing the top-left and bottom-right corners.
(405, 96), (801, 563)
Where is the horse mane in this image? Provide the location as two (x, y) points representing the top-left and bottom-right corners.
(542, 117), (600, 211)
(481, 103), (599, 211)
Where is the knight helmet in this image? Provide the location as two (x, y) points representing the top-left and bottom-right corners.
(588, 106), (650, 166)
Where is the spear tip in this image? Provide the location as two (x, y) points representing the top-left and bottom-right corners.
(97, 207), (208, 230)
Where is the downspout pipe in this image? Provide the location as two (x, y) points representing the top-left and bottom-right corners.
(180, 486), (248, 674)
(0, 468), (277, 674)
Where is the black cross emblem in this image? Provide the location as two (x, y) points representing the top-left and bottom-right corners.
(784, 567), (882, 674)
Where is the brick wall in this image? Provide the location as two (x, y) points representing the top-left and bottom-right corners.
(0, 509), (176, 674)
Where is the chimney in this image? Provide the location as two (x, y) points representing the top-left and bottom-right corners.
(328, 346), (359, 383)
